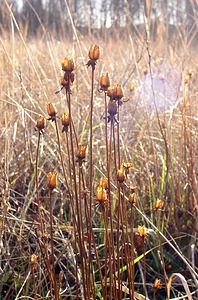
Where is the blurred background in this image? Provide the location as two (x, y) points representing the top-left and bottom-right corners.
(0, 0), (197, 43)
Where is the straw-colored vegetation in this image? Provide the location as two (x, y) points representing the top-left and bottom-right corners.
(0, 2), (198, 300)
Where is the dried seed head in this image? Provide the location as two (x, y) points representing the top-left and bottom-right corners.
(31, 254), (38, 265)
(116, 169), (125, 183)
(100, 73), (110, 91)
(96, 186), (107, 202)
(137, 225), (147, 238)
(99, 177), (108, 190)
(62, 57), (74, 72)
(48, 172), (57, 190)
(36, 116), (45, 131)
(76, 145), (87, 161)
(61, 113), (70, 127)
(155, 199), (164, 210)
(107, 84), (123, 100)
(128, 192), (136, 205)
(47, 103), (57, 118)
(88, 44), (100, 61)
(153, 278), (162, 289)
(108, 100), (117, 116)
(115, 84), (123, 100)
(107, 85), (116, 98)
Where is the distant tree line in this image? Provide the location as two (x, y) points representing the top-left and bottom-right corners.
(0, 0), (197, 39)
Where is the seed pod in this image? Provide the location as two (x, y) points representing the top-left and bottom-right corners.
(76, 145), (87, 161)
(155, 199), (164, 210)
(153, 278), (162, 289)
(96, 186), (107, 202)
(115, 84), (123, 100)
(128, 192), (136, 205)
(108, 100), (117, 116)
(47, 103), (57, 118)
(62, 57), (74, 72)
(100, 73), (110, 91)
(36, 116), (45, 131)
(99, 177), (108, 190)
(116, 169), (125, 183)
(137, 225), (147, 238)
(107, 85), (117, 98)
(48, 172), (57, 190)
(61, 113), (70, 127)
(88, 44), (100, 61)
(31, 254), (38, 265)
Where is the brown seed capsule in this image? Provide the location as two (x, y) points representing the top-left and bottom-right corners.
(31, 254), (38, 265)
(62, 57), (74, 72)
(76, 145), (87, 161)
(36, 116), (45, 131)
(48, 172), (57, 190)
(107, 85), (117, 98)
(61, 113), (70, 127)
(96, 186), (107, 202)
(99, 177), (108, 190)
(116, 169), (125, 183)
(47, 103), (57, 118)
(115, 84), (123, 99)
(153, 278), (162, 289)
(108, 100), (117, 116)
(128, 192), (137, 205)
(88, 44), (100, 61)
(155, 199), (164, 210)
(100, 73), (110, 91)
(138, 225), (147, 238)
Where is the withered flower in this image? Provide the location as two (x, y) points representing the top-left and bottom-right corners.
(99, 177), (108, 190)
(62, 57), (74, 72)
(48, 172), (57, 190)
(61, 112), (70, 132)
(47, 103), (57, 121)
(107, 84), (124, 102)
(36, 116), (45, 132)
(155, 199), (164, 210)
(153, 278), (162, 289)
(76, 144), (87, 163)
(116, 168), (125, 184)
(100, 73), (110, 91)
(137, 225), (147, 238)
(128, 192), (137, 206)
(88, 44), (100, 61)
(87, 44), (100, 69)
(96, 186), (107, 203)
